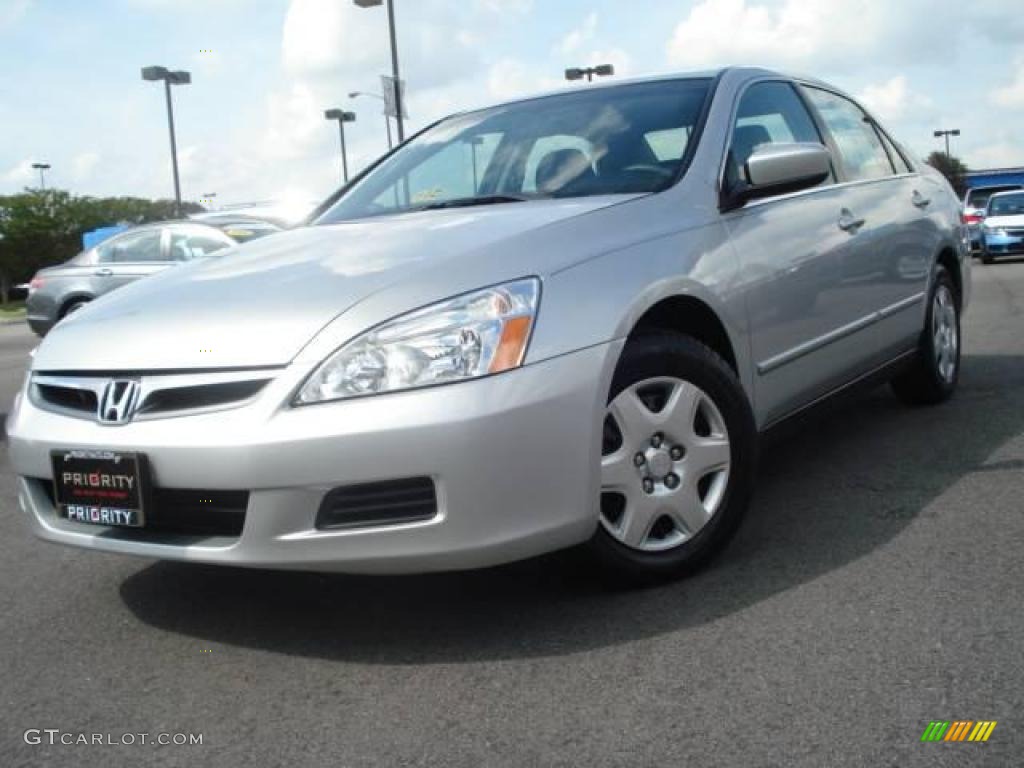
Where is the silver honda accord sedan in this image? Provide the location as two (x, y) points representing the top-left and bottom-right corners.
(7, 67), (969, 580)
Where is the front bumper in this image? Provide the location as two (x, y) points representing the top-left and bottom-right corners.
(983, 232), (1024, 256)
(7, 343), (619, 573)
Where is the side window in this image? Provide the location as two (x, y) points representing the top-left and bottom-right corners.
(168, 231), (232, 261)
(96, 230), (164, 263)
(878, 130), (913, 174)
(803, 88), (895, 181)
(727, 81), (828, 191)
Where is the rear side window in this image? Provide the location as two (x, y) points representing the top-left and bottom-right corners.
(878, 131), (912, 174)
(96, 230), (163, 263)
(803, 87), (895, 181)
(725, 81), (827, 191)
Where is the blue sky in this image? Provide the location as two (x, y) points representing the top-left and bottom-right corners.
(3, 0), (1024, 206)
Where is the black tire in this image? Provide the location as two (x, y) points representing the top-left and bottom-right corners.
(587, 332), (757, 583)
(981, 252), (994, 265)
(60, 299), (89, 319)
(890, 265), (961, 406)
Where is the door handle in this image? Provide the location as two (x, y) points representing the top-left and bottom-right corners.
(94, 268), (113, 276)
(838, 209), (866, 233)
(912, 190), (931, 209)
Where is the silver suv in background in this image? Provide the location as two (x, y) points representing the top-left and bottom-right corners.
(25, 221), (241, 336)
(9, 68), (969, 582)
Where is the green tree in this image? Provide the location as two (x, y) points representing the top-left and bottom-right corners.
(0, 189), (203, 303)
(926, 151), (969, 196)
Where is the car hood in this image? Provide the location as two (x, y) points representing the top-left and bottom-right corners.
(33, 196), (636, 371)
(985, 214), (1024, 228)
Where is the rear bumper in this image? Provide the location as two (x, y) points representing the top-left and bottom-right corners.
(7, 343), (619, 573)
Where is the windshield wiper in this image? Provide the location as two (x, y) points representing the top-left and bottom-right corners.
(417, 194), (530, 211)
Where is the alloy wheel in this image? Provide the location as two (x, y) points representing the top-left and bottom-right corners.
(932, 284), (958, 383)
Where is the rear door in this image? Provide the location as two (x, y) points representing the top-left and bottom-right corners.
(92, 228), (171, 297)
(801, 86), (932, 363)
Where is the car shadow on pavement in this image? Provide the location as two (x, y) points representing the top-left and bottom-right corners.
(120, 353), (1024, 664)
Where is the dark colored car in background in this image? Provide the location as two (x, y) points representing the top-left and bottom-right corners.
(25, 219), (277, 336)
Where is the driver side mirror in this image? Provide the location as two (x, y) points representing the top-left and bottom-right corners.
(721, 142), (832, 212)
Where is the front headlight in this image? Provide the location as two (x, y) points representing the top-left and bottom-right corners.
(295, 277), (540, 404)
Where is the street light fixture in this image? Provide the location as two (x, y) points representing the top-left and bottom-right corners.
(325, 109), (357, 183)
(349, 90), (393, 150)
(565, 64), (615, 82)
(933, 128), (961, 159)
(31, 163), (51, 190)
(353, 0), (405, 143)
(142, 65), (192, 216)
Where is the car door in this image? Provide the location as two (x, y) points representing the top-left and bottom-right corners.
(800, 86), (932, 361)
(92, 227), (171, 297)
(721, 80), (870, 424)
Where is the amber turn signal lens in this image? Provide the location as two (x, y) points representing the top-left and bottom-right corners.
(489, 315), (533, 373)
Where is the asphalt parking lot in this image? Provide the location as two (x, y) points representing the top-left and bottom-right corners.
(1, 261), (1022, 768)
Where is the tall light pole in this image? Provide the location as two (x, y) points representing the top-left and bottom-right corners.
(142, 66), (191, 216)
(933, 128), (961, 159)
(565, 64), (615, 83)
(354, 0), (405, 143)
(325, 109), (357, 183)
(31, 163), (51, 190)
(349, 90), (393, 150)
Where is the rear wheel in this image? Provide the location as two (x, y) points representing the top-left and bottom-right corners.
(59, 299), (89, 320)
(588, 333), (757, 582)
(891, 266), (960, 405)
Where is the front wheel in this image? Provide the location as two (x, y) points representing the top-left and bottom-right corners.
(587, 333), (757, 582)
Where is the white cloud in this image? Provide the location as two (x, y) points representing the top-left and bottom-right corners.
(857, 76), (932, 121)
(71, 152), (101, 185)
(476, 0), (532, 12)
(3, 159), (34, 188)
(0, 0), (32, 30)
(990, 59), (1024, 109)
(557, 12), (598, 56)
(665, 0), (925, 70)
(968, 140), (1024, 169)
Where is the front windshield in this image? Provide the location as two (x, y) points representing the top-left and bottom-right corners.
(988, 193), (1024, 216)
(316, 78), (711, 223)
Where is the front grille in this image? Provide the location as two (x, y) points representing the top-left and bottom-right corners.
(31, 371), (273, 421)
(35, 383), (97, 416)
(316, 477), (438, 530)
(137, 380), (268, 415)
(34, 478), (248, 537)
(1005, 228), (1024, 238)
